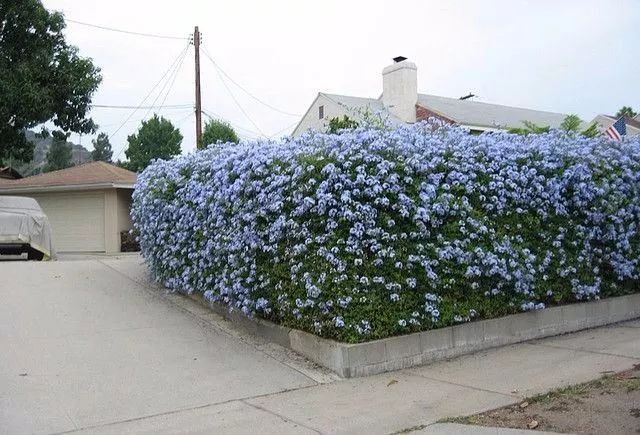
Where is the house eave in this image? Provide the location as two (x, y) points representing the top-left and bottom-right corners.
(0, 182), (135, 194)
(459, 124), (505, 132)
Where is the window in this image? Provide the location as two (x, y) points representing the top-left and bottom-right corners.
(318, 105), (324, 119)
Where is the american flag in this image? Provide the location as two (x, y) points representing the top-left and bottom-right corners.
(605, 117), (627, 141)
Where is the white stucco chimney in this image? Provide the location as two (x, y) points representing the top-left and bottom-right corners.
(382, 56), (417, 123)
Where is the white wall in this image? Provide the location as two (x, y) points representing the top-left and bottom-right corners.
(382, 61), (417, 123)
(293, 94), (345, 136)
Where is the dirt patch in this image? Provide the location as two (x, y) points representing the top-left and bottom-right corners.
(447, 364), (640, 434)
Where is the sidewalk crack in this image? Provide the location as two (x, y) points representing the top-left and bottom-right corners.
(402, 370), (521, 400)
(528, 342), (640, 361)
(242, 399), (324, 434)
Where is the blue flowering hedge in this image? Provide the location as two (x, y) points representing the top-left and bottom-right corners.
(132, 122), (640, 342)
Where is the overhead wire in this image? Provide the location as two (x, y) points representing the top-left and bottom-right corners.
(157, 47), (190, 116)
(98, 109), (193, 129)
(140, 44), (190, 120)
(269, 121), (299, 138)
(108, 42), (189, 140)
(205, 58), (267, 137)
(203, 108), (297, 139)
(91, 104), (192, 110)
(74, 22), (301, 153)
(110, 42), (191, 159)
(202, 109), (262, 138)
(201, 45), (301, 117)
(176, 112), (194, 128)
(66, 18), (189, 41)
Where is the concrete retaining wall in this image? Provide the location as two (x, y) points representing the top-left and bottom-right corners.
(190, 293), (640, 378)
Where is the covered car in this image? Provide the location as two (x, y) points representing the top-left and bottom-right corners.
(0, 196), (55, 260)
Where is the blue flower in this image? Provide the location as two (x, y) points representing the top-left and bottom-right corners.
(132, 119), (640, 342)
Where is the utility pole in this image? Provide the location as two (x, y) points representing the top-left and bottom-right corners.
(193, 26), (203, 148)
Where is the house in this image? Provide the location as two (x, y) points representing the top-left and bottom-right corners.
(293, 57), (576, 136)
(0, 161), (136, 253)
(590, 114), (640, 137)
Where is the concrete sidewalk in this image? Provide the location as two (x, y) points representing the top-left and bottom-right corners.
(1, 255), (638, 434)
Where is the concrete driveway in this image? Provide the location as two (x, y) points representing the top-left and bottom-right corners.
(2, 255), (639, 434)
(0, 255), (326, 434)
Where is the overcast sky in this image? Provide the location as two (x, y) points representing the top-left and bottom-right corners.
(42, 0), (639, 159)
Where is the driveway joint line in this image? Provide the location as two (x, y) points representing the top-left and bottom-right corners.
(527, 341), (640, 361)
(611, 324), (640, 329)
(402, 370), (521, 400)
(52, 382), (325, 435)
(241, 399), (324, 434)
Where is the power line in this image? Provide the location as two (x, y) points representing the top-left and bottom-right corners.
(110, 42), (191, 160)
(158, 48), (190, 115)
(269, 121), (299, 138)
(66, 18), (189, 41)
(202, 109), (294, 139)
(202, 109), (262, 138)
(175, 112), (194, 128)
(201, 46), (301, 117)
(109, 43), (189, 139)
(91, 104), (192, 110)
(140, 44), (190, 120)
(98, 109), (193, 129)
(204, 57), (267, 136)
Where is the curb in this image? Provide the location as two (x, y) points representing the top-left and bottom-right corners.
(189, 293), (640, 378)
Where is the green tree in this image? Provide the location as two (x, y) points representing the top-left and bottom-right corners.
(125, 115), (182, 171)
(560, 114), (582, 132)
(580, 122), (599, 138)
(560, 115), (600, 138)
(201, 119), (239, 148)
(44, 131), (72, 172)
(508, 120), (550, 135)
(327, 115), (359, 133)
(0, 0), (102, 165)
(91, 132), (113, 162)
(615, 106), (637, 119)
(510, 115), (598, 138)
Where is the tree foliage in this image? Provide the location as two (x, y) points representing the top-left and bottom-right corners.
(580, 122), (600, 138)
(91, 132), (113, 162)
(0, 0), (102, 165)
(125, 115), (182, 171)
(615, 106), (637, 119)
(328, 115), (359, 133)
(508, 120), (550, 135)
(43, 131), (73, 172)
(560, 114), (582, 132)
(510, 115), (598, 138)
(201, 119), (239, 148)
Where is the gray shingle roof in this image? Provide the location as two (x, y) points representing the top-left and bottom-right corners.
(417, 94), (570, 130)
(320, 93), (404, 124)
(318, 92), (575, 131)
(321, 93), (381, 110)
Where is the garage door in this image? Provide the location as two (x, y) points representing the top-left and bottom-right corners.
(27, 192), (106, 252)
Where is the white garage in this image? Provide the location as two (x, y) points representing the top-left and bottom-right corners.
(0, 162), (136, 253)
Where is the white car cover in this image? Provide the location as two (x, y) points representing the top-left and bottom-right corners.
(0, 196), (55, 259)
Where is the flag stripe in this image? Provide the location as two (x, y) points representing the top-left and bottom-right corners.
(605, 117), (626, 141)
